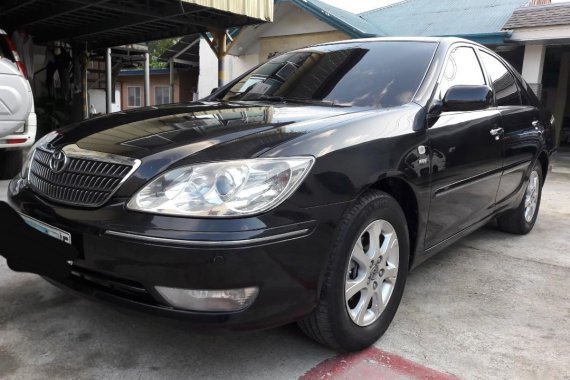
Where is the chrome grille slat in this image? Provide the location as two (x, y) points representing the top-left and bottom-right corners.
(28, 147), (138, 207)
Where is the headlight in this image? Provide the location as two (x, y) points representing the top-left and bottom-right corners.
(21, 131), (59, 178)
(127, 157), (314, 217)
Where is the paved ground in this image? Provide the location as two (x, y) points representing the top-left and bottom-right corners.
(1, 151), (569, 379)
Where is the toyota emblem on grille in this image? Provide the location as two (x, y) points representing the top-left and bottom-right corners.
(49, 150), (68, 173)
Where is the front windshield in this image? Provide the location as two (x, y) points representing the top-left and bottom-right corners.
(219, 41), (437, 108)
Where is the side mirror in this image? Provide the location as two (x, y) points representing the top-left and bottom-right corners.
(442, 85), (493, 112)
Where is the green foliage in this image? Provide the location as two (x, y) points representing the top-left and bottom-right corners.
(148, 38), (179, 69)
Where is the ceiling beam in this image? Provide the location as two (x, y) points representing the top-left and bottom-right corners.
(173, 58), (198, 66)
(20, 0), (112, 28)
(36, 4), (205, 43)
(0, 0), (36, 16)
(173, 38), (200, 59)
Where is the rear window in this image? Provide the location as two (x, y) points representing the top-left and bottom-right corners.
(0, 36), (14, 61)
(221, 41), (437, 108)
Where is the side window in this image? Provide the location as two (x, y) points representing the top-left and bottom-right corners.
(480, 51), (520, 106)
(438, 47), (485, 99)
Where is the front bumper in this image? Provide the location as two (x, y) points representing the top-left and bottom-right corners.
(3, 178), (349, 330)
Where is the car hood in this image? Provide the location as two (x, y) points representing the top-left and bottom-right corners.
(55, 101), (358, 161)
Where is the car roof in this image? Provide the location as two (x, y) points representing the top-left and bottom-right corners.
(312, 36), (483, 49)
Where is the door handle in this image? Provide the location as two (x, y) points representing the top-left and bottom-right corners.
(490, 127), (504, 136)
(532, 120), (540, 127)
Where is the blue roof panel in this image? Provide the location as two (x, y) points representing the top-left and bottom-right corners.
(360, 0), (529, 37)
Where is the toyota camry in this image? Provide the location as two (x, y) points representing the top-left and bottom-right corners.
(1, 37), (555, 351)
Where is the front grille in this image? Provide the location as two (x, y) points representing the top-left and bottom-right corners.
(29, 147), (136, 207)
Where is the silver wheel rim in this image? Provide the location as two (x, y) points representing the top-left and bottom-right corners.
(524, 170), (540, 223)
(345, 219), (399, 327)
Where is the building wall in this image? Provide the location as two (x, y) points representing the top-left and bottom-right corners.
(259, 31), (349, 62)
(198, 38), (219, 99)
(197, 2), (350, 98)
(179, 68), (200, 102)
(117, 73), (180, 111)
(88, 87), (121, 114)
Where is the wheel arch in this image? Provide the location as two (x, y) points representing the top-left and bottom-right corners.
(368, 176), (420, 269)
(537, 150), (549, 183)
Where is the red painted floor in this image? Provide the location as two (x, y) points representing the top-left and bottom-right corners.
(300, 347), (458, 380)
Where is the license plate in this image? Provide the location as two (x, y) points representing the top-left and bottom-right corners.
(19, 214), (72, 245)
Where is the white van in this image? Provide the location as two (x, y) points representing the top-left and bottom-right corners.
(0, 28), (36, 179)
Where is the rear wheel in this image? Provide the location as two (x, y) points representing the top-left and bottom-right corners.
(0, 150), (23, 180)
(497, 162), (543, 235)
(298, 190), (409, 352)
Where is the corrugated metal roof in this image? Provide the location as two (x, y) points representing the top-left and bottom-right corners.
(290, 0), (384, 37)
(0, 0), (273, 49)
(360, 0), (529, 37)
(503, 3), (570, 29)
(159, 35), (200, 65)
(182, 0), (273, 22)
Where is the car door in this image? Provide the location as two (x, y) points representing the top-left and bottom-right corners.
(425, 45), (504, 248)
(478, 50), (542, 206)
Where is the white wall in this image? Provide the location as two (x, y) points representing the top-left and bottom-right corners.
(88, 87), (121, 114)
(198, 38), (219, 99)
(260, 2), (336, 38)
(198, 40), (260, 98)
(198, 2), (340, 96)
(227, 54), (259, 81)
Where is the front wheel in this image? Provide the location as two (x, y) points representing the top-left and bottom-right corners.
(497, 162), (543, 235)
(298, 190), (409, 352)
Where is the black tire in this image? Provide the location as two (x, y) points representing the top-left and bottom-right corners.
(497, 162), (543, 235)
(0, 150), (23, 180)
(298, 190), (409, 352)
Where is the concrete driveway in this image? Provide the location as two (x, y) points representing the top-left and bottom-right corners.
(1, 153), (569, 379)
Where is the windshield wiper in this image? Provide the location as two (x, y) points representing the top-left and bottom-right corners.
(252, 95), (349, 107)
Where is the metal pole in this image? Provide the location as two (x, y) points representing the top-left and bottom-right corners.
(105, 48), (112, 113)
(82, 53), (89, 119)
(169, 57), (174, 103)
(217, 30), (227, 88)
(144, 52), (150, 106)
(218, 55), (225, 88)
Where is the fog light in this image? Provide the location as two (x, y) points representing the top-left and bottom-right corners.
(155, 286), (259, 312)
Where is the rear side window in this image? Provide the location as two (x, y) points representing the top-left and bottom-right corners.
(438, 46), (485, 99)
(480, 51), (520, 106)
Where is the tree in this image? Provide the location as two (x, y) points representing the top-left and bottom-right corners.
(148, 38), (179, 68)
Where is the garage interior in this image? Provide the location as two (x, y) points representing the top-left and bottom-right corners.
(0, 0), (272, 125)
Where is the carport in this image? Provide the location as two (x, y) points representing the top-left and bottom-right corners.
(0, 0), (273, 118)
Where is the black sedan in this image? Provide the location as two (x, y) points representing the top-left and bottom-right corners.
(1, 37), (555, 352)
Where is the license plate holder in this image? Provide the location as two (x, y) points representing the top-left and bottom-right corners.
(19, 214), (72, 245)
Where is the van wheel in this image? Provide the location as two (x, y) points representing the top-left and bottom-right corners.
(298, 190), (409, 352)
(0, 150), (23, 180)
(497, 162), (543, 235)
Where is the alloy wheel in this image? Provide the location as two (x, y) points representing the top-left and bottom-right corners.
(345, 219), (399, 327)
(524, 170), (540, 223)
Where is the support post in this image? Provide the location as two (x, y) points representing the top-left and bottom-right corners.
(554, 53), (570, 147)
(211, 29), (227, 88)
(218, 54), (226, 88)
(81, 51), (89, 119)
(169, 57), (174, 103)
(105, 47), (112, 113)
(521, 44), (546, 99)
(144, 52), (150, 106)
